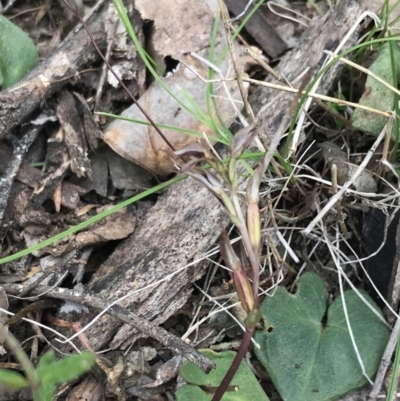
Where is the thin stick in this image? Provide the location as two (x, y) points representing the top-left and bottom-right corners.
(218, 0), (255, 120)
(331, 164), (349, 238)
(229, 0), (254, 22)
(0, 324), (40, 394)
(267, 1), (310, 26)
(377, 117), (393, 179)
(369, 316), (400, 400)
(94, 13), (119, 114)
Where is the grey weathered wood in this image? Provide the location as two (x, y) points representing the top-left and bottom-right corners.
(82, 0), (362, 351)
(0, 128), (40, 227)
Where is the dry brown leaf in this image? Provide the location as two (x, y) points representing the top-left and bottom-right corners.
(73, 207), (136, 248)
(66, 376), (105, 401)
(25, 265), (42, 280)
(104, 24), (246, 177)
(135, 0), (218, 58)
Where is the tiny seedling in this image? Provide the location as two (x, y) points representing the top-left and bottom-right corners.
(0, 14), (39, 90)
(0, 350), (96, 401)
(176, 349), (270, 401)
(0, 324), (95, 401)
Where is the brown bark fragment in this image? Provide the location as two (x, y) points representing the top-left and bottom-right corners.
(0, 144), (84, 209)
(56, 89), (92, 179)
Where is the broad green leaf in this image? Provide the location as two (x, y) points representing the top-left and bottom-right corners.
(34, 382), (55, 401)
(0, 369), (28, 391)
(37, 351), (96, 386)
(351, 43), (400, 135)
(0, 14), (39, 90)
(254, 273), (389, 401)
(36, 350), (56, 372)
(176, 349), (270, 401)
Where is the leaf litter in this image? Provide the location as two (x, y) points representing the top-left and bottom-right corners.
(0, 0), (400, 401)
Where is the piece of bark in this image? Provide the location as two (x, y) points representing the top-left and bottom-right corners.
(71, 148), (109, 197)
(73, 92), (103, 151)
(0, 2), (108, 140)
(0, 127), (40, 227)
(106, 147), (153, 193)
(224, 0), (287, 58)
(56, 89), (92, 179)
(0, 144), (84, 209)
(66, 376), (105, 401)
(31, 128), (71, 206)
(13, 186), (52, 230)
(79, 0), (362, 352)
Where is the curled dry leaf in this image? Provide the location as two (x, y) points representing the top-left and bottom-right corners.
(73, 207), (135, 247)
(104, 22), (246, 177)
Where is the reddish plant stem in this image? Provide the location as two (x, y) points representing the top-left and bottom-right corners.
(211, 326), (255, 401)
(237, 224), (260, 308)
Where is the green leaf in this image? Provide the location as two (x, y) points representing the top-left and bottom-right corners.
(351, 43), (400, 136)
(36, 350), (56, 372)
(37, 351), (96, 386)
(0, 15), (39, 90)
(176, 349), (270, 401)
(34, 382), (55, 401)
(254, 272), (389, 401)
(0, 369), (28, 391)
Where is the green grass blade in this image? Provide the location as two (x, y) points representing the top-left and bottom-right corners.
(112, 0), (221, 132)
(98, 112), (220, 141)
(0, 176), (184, 265)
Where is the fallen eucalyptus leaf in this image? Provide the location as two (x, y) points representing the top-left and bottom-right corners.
(104, 22), (246, 177)
(0, 14), (39, 90)
(254, 272), (388, 401)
